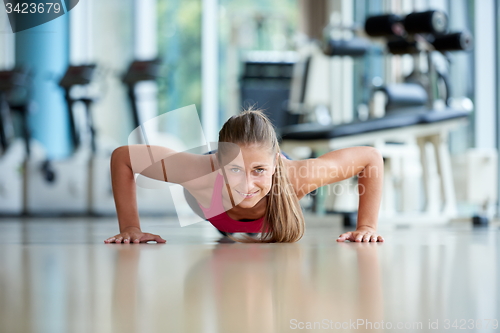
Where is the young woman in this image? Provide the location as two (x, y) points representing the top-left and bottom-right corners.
(104, 109), (384, 244)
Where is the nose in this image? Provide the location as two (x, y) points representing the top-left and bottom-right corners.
(239, 172), (256, 193)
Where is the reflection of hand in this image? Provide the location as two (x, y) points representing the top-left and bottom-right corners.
(336, 226), (384, 242)
(104, 226), (167, 244)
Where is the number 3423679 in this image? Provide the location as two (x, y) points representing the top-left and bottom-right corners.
(5, 2), (62, 14)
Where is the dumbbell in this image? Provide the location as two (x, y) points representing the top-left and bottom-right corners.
(365, 10), (448, 37)
(403, 10), (448, 35)
(365, 14), (404, 37)
(387, 32), (473, 54)
(431, 32), (473, 51)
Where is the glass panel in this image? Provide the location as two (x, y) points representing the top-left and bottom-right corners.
(217, 0), (298, 122)
(157, 0), (202, 141)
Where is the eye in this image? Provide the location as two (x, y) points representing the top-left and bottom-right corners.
(254, 168), (265, 174)
(230, 168), (241, 173)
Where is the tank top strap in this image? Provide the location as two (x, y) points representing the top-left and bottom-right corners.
(198, 173), (226, 218)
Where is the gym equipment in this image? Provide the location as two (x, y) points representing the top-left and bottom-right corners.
(0, 66), (103, 215)
(122, 59), (182, 215)
(364, 14), (404, 37)
(59, 65), (117, 215)
(240, 52), (299, 129)
(284, 24), (374, 219)
(0, 68), (30, 214)
(452, 149), (498, 227)
(122, 59), (162, 132)
(279, 10), (473, 223)
(364, 10), (448, 37)
(403, 11), (448, 35)
(25, 65), (98, 214)
(365, 10), (472, 110)
(280, 108), (470, 222)
(372, 83), (428, 115)
(323, 37), (371, 57)
(432, 32), (472, 52)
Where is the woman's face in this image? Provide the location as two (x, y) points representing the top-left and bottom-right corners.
(220, 144), (277, 209)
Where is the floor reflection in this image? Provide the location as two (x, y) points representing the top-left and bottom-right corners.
(0, 220), (498, 333)
(108, 241), (385, 332)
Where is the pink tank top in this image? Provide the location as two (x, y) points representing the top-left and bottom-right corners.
(198, 173), (266, 233)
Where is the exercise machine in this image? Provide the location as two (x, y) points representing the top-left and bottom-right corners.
(364, 10), (472, 113)
(122, 59), (184, 215)
(0, 68), (30, 214)
(58, 64), (117, 215)
(280, 10), (473, 225)
(25, 65), (97, 214)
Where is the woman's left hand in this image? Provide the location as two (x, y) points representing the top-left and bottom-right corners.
(336, 226), (384, 242)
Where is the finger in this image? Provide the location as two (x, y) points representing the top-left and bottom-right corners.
(142, 234), (166, 243)
(377, 235), (385, 242)
(140, 234), (158, 243)
(123, 238), (130, 244)
(363, 234), (371, 242)
(154, 235), (167, 243)
(355, 233), (365, 242)
(115, 237), (123, 243)
(133, 238), (140, 244)
(345, 233), (355, 241)
(104, 237), (116, 243)
(337, 232), (352, 242)
(370, 235), (378, 242)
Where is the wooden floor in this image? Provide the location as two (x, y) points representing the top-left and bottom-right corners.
(0, 216), (499, 333)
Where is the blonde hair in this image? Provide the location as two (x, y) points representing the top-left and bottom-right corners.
(217, 108), (305, 243)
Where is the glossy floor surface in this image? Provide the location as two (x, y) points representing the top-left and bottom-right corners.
(0, 216), (499, 333)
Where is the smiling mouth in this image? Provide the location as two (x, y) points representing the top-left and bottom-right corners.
(235, 189), (259, 198)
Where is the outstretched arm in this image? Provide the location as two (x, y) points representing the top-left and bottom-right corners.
(104, 144), (216, 244)
(336, 147), (384, 242)
(287, 146), (384, 242)
(104, 146), (167, 244)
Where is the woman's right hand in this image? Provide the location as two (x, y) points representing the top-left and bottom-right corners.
(104, 226), (167, 244)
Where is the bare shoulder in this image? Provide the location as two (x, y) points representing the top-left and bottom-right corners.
(172, 153), (219, 191)
(128, 144), (219, 191)
(282, 158), (316, 199)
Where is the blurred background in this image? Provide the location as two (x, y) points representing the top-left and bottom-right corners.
(0, 0), (498, 227)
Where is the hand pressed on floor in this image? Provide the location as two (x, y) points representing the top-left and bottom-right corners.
(104, 226), (167, 244)
(337, 226), (384, 242)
